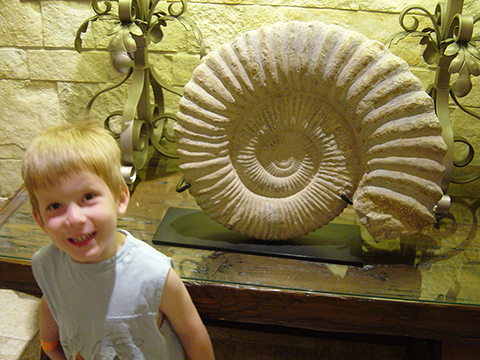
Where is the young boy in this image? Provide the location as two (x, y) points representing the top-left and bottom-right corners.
(22, 121), (215, 360)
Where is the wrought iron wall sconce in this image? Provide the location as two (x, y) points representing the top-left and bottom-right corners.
(388, 0), (480, 218)
(76, 0), (205, 184)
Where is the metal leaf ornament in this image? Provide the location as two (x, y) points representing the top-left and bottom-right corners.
(420, 29), (439, 65)
(149, 17), (167, 43)
(74, 0), (206, 66)
(446, 41), (480, 97)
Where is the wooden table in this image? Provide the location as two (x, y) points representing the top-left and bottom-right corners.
(1, 159), (480, 359)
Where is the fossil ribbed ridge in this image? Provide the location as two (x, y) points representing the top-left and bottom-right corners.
(174, 20), (447, 242)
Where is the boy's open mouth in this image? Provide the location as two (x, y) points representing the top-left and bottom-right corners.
(69, 232), (96, 246)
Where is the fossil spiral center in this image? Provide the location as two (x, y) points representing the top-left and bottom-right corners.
(258, 129), (309, 177)
(229, 92), (355, 198)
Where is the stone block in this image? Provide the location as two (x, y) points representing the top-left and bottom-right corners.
(464, 1), (480, 18)
(42, 1), (95, 49)
(0, 79), (64, 197)
(0, 142), (24, 161)
(449, 74), (480, 109)
(188, 0), (255, 4)
(164, 90), (183, 114)
(88, 18), (117, 50)
(149, 18), (190, 53)
(187, 4), (271, 52)
(0, 80), (62, 151)
(0, 160), (23, 199)
(188, 4), (407, 53)
(355, 0), (438, 12)
(257, 0), (359, 10)
(410, 68), (436, 92)
(0, 49), (29, 80)
(28, 50), (121, 83)
(0, 0), (42, 47)
(150, 53), (175, 80)
(448, 107), (480, 198)
(57, 81), (129, 125)
(388, 36), (426, 67)
(140, 53), (185, 112)
(257, 0), (438, 12)
(171, 53), (202, 86)
(281, 8), (400, 43)
(57, 77), (181, 128)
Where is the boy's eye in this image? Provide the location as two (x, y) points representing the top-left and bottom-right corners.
(84, 193), (96, 201)
(47, 203), (62, 211)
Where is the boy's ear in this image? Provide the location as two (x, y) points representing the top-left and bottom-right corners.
(117, 185), (130, 215)
(32, 209), (46, 231)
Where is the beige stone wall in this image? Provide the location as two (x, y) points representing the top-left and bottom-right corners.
(1, 0), (479, 206)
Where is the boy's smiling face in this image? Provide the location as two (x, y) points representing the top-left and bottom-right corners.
(32, 170), (129, 263)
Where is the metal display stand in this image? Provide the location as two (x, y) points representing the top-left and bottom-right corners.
(153, 207), (363, 265)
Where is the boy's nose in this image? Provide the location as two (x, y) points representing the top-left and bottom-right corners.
(65, 203), (86, 226)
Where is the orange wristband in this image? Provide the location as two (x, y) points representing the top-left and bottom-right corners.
(40, 339), (59, 352)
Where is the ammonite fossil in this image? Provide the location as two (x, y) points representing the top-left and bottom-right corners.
(174, 20), (447, 242)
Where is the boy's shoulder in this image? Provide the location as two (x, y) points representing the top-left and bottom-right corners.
(32, 243), (62, 266)
(31, 244), (66, 287)
(122, 231), (173, 267)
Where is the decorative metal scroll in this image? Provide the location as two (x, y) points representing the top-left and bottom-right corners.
(388, 0), (480, 217)
(75, 0), (205, 184)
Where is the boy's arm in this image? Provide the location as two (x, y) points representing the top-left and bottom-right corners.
(160, 268), (215, 360)
(40, 296), (67, 360)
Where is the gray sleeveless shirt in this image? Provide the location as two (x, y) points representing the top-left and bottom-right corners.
(32, 230), (185, 360)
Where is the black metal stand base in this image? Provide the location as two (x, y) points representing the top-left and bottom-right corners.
(153, 207), (363, 266)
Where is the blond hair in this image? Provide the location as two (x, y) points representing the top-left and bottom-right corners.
(22, 121), (126, 212)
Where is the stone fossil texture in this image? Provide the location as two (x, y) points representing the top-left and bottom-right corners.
(174, 20), (447, 242)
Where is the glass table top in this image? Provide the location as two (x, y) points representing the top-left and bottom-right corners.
(1, 164), (479, 308)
